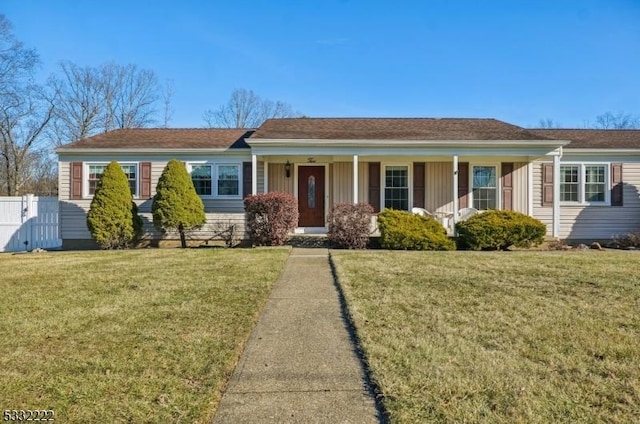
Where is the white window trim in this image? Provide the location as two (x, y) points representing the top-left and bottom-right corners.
(84, 162), (139, 199)
(381, 163), (412, 211)
(559, 162), (610, 206)
(187, 161), (243, 199)
(469, 163), (501, 211)
(215, 163), (242, 199)
(189, 163), (214, 197)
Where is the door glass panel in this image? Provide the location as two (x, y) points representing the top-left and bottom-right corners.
(308, 175), (316, 208)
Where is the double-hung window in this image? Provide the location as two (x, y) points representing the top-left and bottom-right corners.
(472, 165), (497, 210)
(560, 164), (608, 204)
(88, 164), (108, 195)
(384, 165), (409, 210)
(87, 163), (137, 197)
(191, 165), (213, 196)
(189, 163), (241, 198)
(216, 164), (240, 196)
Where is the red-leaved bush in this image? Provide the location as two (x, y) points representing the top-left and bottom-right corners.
(327, 203), (374, 249)
(244, 192), (299, 246)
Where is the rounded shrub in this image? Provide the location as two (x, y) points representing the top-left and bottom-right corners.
(244, 192), (299, 246)
(377, 209), (455, 251)
(152, 159), (206, 248)
(327, 203), (374, 249)
(87, 161), (142, 249)
(456, 210), (546, 250)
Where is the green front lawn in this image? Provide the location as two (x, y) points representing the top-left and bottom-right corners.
(331, 250), (640, 423)
(0, 248), (289, 423)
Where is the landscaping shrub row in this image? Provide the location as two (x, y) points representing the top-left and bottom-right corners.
(456, 210), (546, 250)
(87, 161), (546, 251)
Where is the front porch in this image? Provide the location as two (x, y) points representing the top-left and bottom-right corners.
(246, 150), (566, 238)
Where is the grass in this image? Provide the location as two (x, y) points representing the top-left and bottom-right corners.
(331, 250), (640, 423)
(0, 248), (289, 423)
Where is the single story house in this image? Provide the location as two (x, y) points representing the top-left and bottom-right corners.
(56, 118), (640, 249)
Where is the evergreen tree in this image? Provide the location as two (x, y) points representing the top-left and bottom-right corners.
(152, 159), (206, 247)
(87, 161), (142, 248)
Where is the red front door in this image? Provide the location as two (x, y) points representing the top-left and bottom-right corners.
(298, 166), (325, 227)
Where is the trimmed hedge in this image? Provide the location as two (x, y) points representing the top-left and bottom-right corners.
(87, 161), (142, 249)
(377, 209), (455, 251)
(456, 210), (546, 250)
(327, 203), (374, 249)
(152, 159), (206, 248)
(244, 192), (299, 246)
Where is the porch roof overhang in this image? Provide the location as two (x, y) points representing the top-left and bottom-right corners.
(246, 138), (570, 157)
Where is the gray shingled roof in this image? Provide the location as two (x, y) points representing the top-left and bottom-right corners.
(56, 120), (640, 150)
(530, 129), (640, 149)
(250, 118), (554, 141)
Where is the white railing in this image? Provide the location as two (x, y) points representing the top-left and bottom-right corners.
(0, 195), (61, 252)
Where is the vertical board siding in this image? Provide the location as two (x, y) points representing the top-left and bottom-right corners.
(425, 162), (454, 214)
(512, 162), (528, 214)
(533, 161), (640, 239)
(332, 162), (353, 204)
(257, 161), (265, 194)
(358, 162), (369, 204)
(268, 163), (294, 195)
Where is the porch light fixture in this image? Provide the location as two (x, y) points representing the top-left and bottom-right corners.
(285, 160), (291, 178)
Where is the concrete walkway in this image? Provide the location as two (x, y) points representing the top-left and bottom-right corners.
(212, 248), (381, 423)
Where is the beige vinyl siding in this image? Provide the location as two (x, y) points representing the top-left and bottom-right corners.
(58, 159), (247, 240)
(331, 162), (350, 204)
(533, 161), (640, 239)
(359, 162), (369, 204)
(257, 161), (265, 194)
(425, 162), (454, 214)
(512, 162), (528, 214)
(330, 162), (368, 204)
(268, 163), (294, 194)
(58, 161), (71, 201)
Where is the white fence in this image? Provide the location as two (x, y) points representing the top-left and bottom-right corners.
(0, 195), (61, 252)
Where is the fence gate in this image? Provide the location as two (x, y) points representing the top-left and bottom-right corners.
(0, 195), (61, 252)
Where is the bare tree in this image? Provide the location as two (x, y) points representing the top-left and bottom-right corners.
(0, 15), (38, 99)
(48, 61), (103, 144)
(203, 88), (300, 128)
(106, 63), (159, 129)
(0, 86), (55, 195)
(594, 112), (640, 129)
(161, 79), (174, 128)
(50, 62), (163, 145)
(536, 118), (561, 128)
(0, 15), (54, 196)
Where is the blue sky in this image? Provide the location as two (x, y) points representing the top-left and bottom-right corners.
(4, 0), (640, 128)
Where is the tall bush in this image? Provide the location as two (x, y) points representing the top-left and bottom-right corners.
(377, 209), (455, 251)
(87, 161), (142, 249)
(244, 192), (298, 246)
(327, 203), (373, 249)
(456, 210), (546, 250)
(152, 159), (206, 248)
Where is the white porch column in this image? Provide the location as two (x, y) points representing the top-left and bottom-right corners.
(452, 155), (459, 227)
(353, 154), (359, 204)
(263, 160), (269, 194)
(552, 154), (560, 238)
(251, 154), (258, 195)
